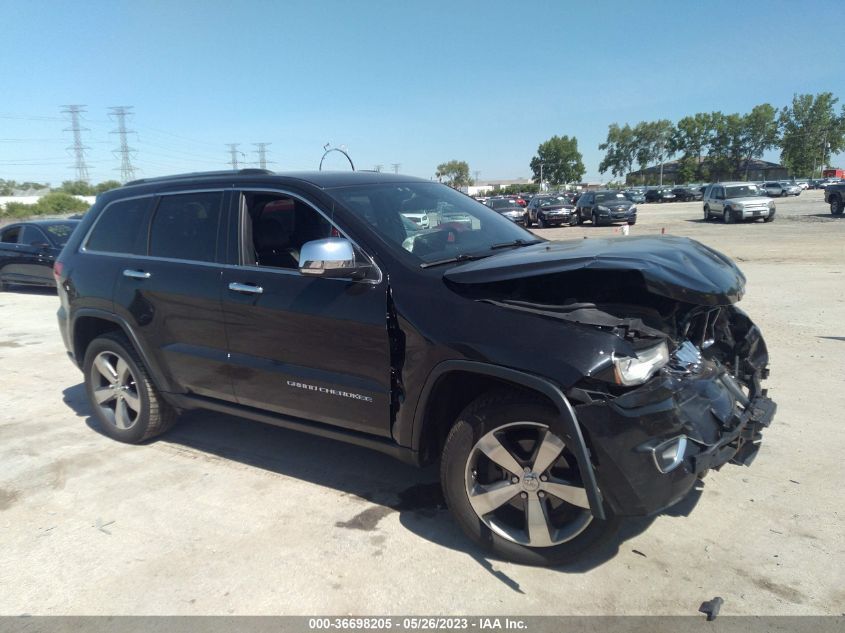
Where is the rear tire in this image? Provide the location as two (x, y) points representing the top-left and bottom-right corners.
(83, 332), (177, 443)
(703, 206), (710, 221)
(523, 214), (532, 228)
(831, 197), (844, 216)
(538, 214), (546, 228)
(440, 392), (620, 566)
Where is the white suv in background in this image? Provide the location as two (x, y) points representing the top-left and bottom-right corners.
(703, 182), (776, 223)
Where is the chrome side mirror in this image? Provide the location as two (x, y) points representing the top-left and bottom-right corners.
(298, 238), (367, 279)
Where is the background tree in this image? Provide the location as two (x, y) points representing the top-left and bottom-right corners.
(435, 160), (473, 188)
(779, 92), (845, 177)
(94, 180), (123, 194)
(634, 120), (675, 184)
(598, 123), (636, 179)
(58, 180), (95, 195)
(671, 113), (713, 180)
(530, 135), (585, 186)
(742, 104), (779, 179)
(707, 112), (746, 180)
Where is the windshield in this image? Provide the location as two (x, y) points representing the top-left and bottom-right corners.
(329, 183), (536, 264)
(595, 192), (627, 202)
(725, 185), (761, 198)
(538, 197), (568, 207)
(43, 222), (77, 246)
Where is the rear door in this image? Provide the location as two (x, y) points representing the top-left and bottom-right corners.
(108, 189), (236, 402)
(0, 225), (24, 283)
(220, 188), (392, 437)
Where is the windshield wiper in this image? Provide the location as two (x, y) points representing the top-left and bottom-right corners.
(420, 253), (491, 268)
(490, 239), (542, 250)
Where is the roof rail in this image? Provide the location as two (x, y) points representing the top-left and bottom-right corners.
(124, 168), (274, 187)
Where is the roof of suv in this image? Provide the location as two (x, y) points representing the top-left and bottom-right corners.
(122, 169), (430, 190)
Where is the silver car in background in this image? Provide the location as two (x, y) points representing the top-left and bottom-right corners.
(703, 182), (776, 223)
(762, 181), (801, 197)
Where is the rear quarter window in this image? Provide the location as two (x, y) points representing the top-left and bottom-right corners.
(86, 197), (153, 255)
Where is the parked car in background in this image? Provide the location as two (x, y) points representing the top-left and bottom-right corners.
(486, 197), (526, 223)
(671, 186), (703, 202)
(575, 190), (637, 226)
(524, 194), (578, 228)
(644, 187), (676, 203)
(703, 182), (775, 223)
(0, 219), (80, 290)
(761, 181), (801, 197)
(823, 181), (845, 215)
(622, 190), (645, 204)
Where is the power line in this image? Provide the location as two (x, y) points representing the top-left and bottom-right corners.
(61, 105), (90, 183)
(109, 106), (137, 182)
(253, 142), (272, 169)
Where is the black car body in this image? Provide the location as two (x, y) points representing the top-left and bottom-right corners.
(645, 187), (676, 203)
(574, 190), (637, 226)
(55, 170), (775, 566)
(524, 195), (577, 228)
(671, 186), (703, 202)
(824, 182), (845, 215)
(0, 219), (80, 290)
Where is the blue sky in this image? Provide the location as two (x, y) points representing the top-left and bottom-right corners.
(1, 0), (843, 185)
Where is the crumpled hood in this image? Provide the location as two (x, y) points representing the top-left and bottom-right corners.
(444, 235), (746, 306)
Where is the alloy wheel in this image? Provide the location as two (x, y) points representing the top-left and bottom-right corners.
(464, 422), (593, 547)
(89, 350), (142, 430)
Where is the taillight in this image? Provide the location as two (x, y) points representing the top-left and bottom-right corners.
(53, 261), (64, 279)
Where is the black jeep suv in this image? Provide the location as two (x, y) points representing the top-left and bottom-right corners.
(56, 170), (776, 566)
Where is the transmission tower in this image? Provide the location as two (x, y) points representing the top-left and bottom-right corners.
(391, 163), (401, 174)
(226, 144), (241, 170)
(61, 105), (90, 183)
(253, 142), (272, 169)
(374, 164), (383, 172)
(109, 106), (137, 182)
(473, 170), (481, 183)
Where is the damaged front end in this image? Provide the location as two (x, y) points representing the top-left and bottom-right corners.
(447, 236), (777, 516)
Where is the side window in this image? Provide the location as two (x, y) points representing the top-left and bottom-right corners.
(20, 226), (48, 246)
(1, 226), (21, 243)
(149, 192), (223, 263)
(242, 192), (333, 270)
(86, 197), (153, 255)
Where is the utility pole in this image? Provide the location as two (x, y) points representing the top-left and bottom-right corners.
(226, 144), (241, 170)
(540, 163), (544, 190)
(109, 106), (136, 183)
(473, 170), (480, 184)
(658, 140), (665, 186)
(391, 163), (401, 174)
(61, 105), (90, 183)
(819, 130), (829, 178)
(253, 142), (272, 169)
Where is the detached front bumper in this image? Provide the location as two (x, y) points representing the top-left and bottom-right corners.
(572, 353), (775, 517)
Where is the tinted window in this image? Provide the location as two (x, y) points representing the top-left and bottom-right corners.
(149, 192), (223, 262)
(20, 226), (48, 246)
(1, 226), (21, 243)
(43, 222), (77, 246)
(87, 197), (153, 255)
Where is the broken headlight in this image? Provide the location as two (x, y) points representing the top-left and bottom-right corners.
(612, 341), (669, 386)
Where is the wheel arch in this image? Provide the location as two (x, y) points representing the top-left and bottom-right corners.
(409, 360), (606, 519)
(71, 309), (175, 393)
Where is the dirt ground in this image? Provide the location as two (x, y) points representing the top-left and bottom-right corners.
(0, 190), (843, 615)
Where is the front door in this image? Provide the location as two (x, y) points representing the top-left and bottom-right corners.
(220, 190), (392, 437)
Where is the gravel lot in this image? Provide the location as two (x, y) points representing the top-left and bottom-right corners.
(0, 190), (843, 615)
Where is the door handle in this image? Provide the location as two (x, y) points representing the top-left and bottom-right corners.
(228, 282), (263, 294)
(123, 269), (151, 279)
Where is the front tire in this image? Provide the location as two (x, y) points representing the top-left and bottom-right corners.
(523, 214), (532, 228)
(724, 208), (734, 224)
(83, 332), (177, 443)
(591, 212), (600, 226)
(537, 214), (547, 228)
(831, 197), (844, 215)
(440, 393), (619, 566)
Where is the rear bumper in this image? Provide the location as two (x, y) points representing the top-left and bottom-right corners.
(574, 355), (774, 517)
